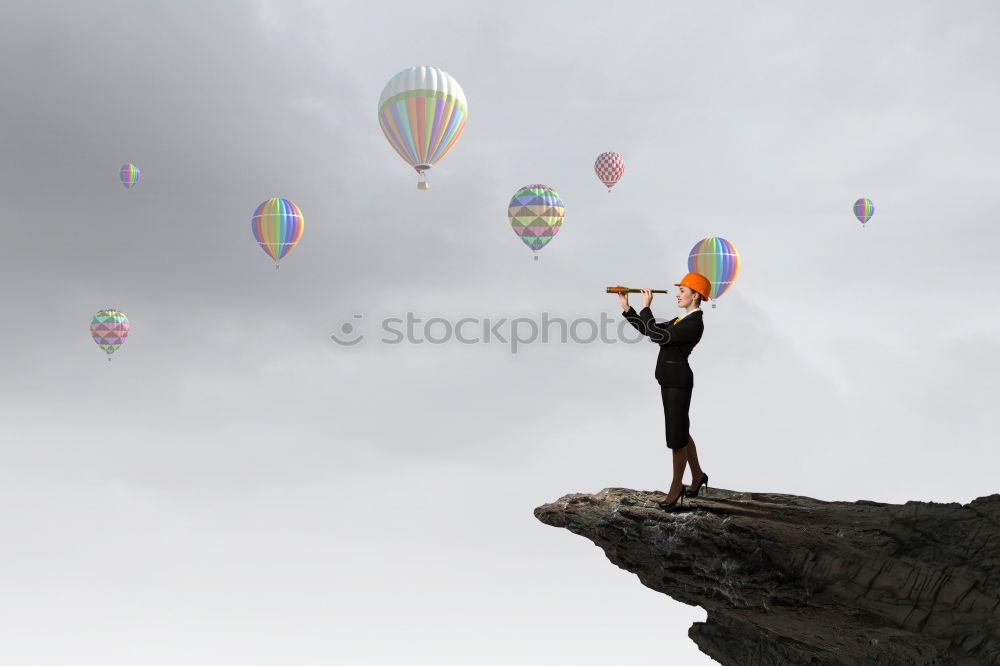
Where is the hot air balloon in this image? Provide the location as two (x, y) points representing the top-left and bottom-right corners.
(508, 184), (564, 261)
(120, 163), (140, 189)
(854, 198), (874, 229)
(91, 309), (129, 361)
(594, 152), (625, 192)
(687, 237), (740, 308)
(378, 66), (468, 190)
(251, 198), (303, 270)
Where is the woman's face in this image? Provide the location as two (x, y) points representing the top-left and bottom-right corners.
(676, 286), (696, 308)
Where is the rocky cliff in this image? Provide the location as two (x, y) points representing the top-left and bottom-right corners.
(534, 487), (1000, 665)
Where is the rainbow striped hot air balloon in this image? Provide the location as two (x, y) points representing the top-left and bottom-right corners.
(854, 198), (874, 229)
(508, 184), (564, 261)
(594, 152), (625, 192)
(687, 237), (741, 308)
(91, 309), (129, 361)
(378, 66), (468, 190)
(120, 163), (140, 189)
(251, 198), (303, 270)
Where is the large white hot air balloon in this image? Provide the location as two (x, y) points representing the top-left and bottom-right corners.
(377, 66), (468, 190)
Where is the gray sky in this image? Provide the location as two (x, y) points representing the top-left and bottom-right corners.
(2, 1), (999, 664)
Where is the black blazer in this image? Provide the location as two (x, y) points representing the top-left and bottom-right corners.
(622, 306), (704, 387)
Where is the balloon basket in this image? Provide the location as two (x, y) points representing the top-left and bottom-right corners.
(275, 263), (280, 270)
(533, 254), (538, 261)
(417, 171), (429, 190)
(712, 303), (717, 309)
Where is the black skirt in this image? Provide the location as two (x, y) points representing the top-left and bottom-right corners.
(660, 385), (692, 450)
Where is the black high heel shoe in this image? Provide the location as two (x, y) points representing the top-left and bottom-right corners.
(659, 485), (686, 510)
(688, 472), (709, 498)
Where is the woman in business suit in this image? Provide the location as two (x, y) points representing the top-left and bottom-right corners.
(617, 273), (711, 509)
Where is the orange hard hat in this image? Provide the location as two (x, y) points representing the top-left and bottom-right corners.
(674, 272), (711, 301)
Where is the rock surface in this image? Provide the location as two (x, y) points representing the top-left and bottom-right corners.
(534, 486), (1000, 665)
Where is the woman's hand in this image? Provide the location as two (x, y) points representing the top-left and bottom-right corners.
(641, 288), (653, 308)
(616, 285), (629, 310)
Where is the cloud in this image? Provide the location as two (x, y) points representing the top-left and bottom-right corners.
(3, 1), (1000, 663)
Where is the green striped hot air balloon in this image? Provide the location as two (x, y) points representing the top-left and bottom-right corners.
(687, 237), (741, 308)
(854, 198), (874, 229)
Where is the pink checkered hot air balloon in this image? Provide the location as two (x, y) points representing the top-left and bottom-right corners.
(594, 152), (625, 192)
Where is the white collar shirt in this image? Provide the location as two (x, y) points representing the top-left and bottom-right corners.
(678, 307), (702, 320)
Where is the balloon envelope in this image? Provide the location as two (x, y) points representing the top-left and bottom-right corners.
(251, 198), (303, 263)
(508, 184), (564, 256)
(378, 66), (468, 180)
(120, 163), (140, 188)
(854, 198), (874, 225)
(687, 237), (741, 300)
(594, 152), (625, 191)
(91, 309), (129, 356)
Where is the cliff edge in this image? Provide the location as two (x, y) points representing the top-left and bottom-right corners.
(534, 487), (1000, 665)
